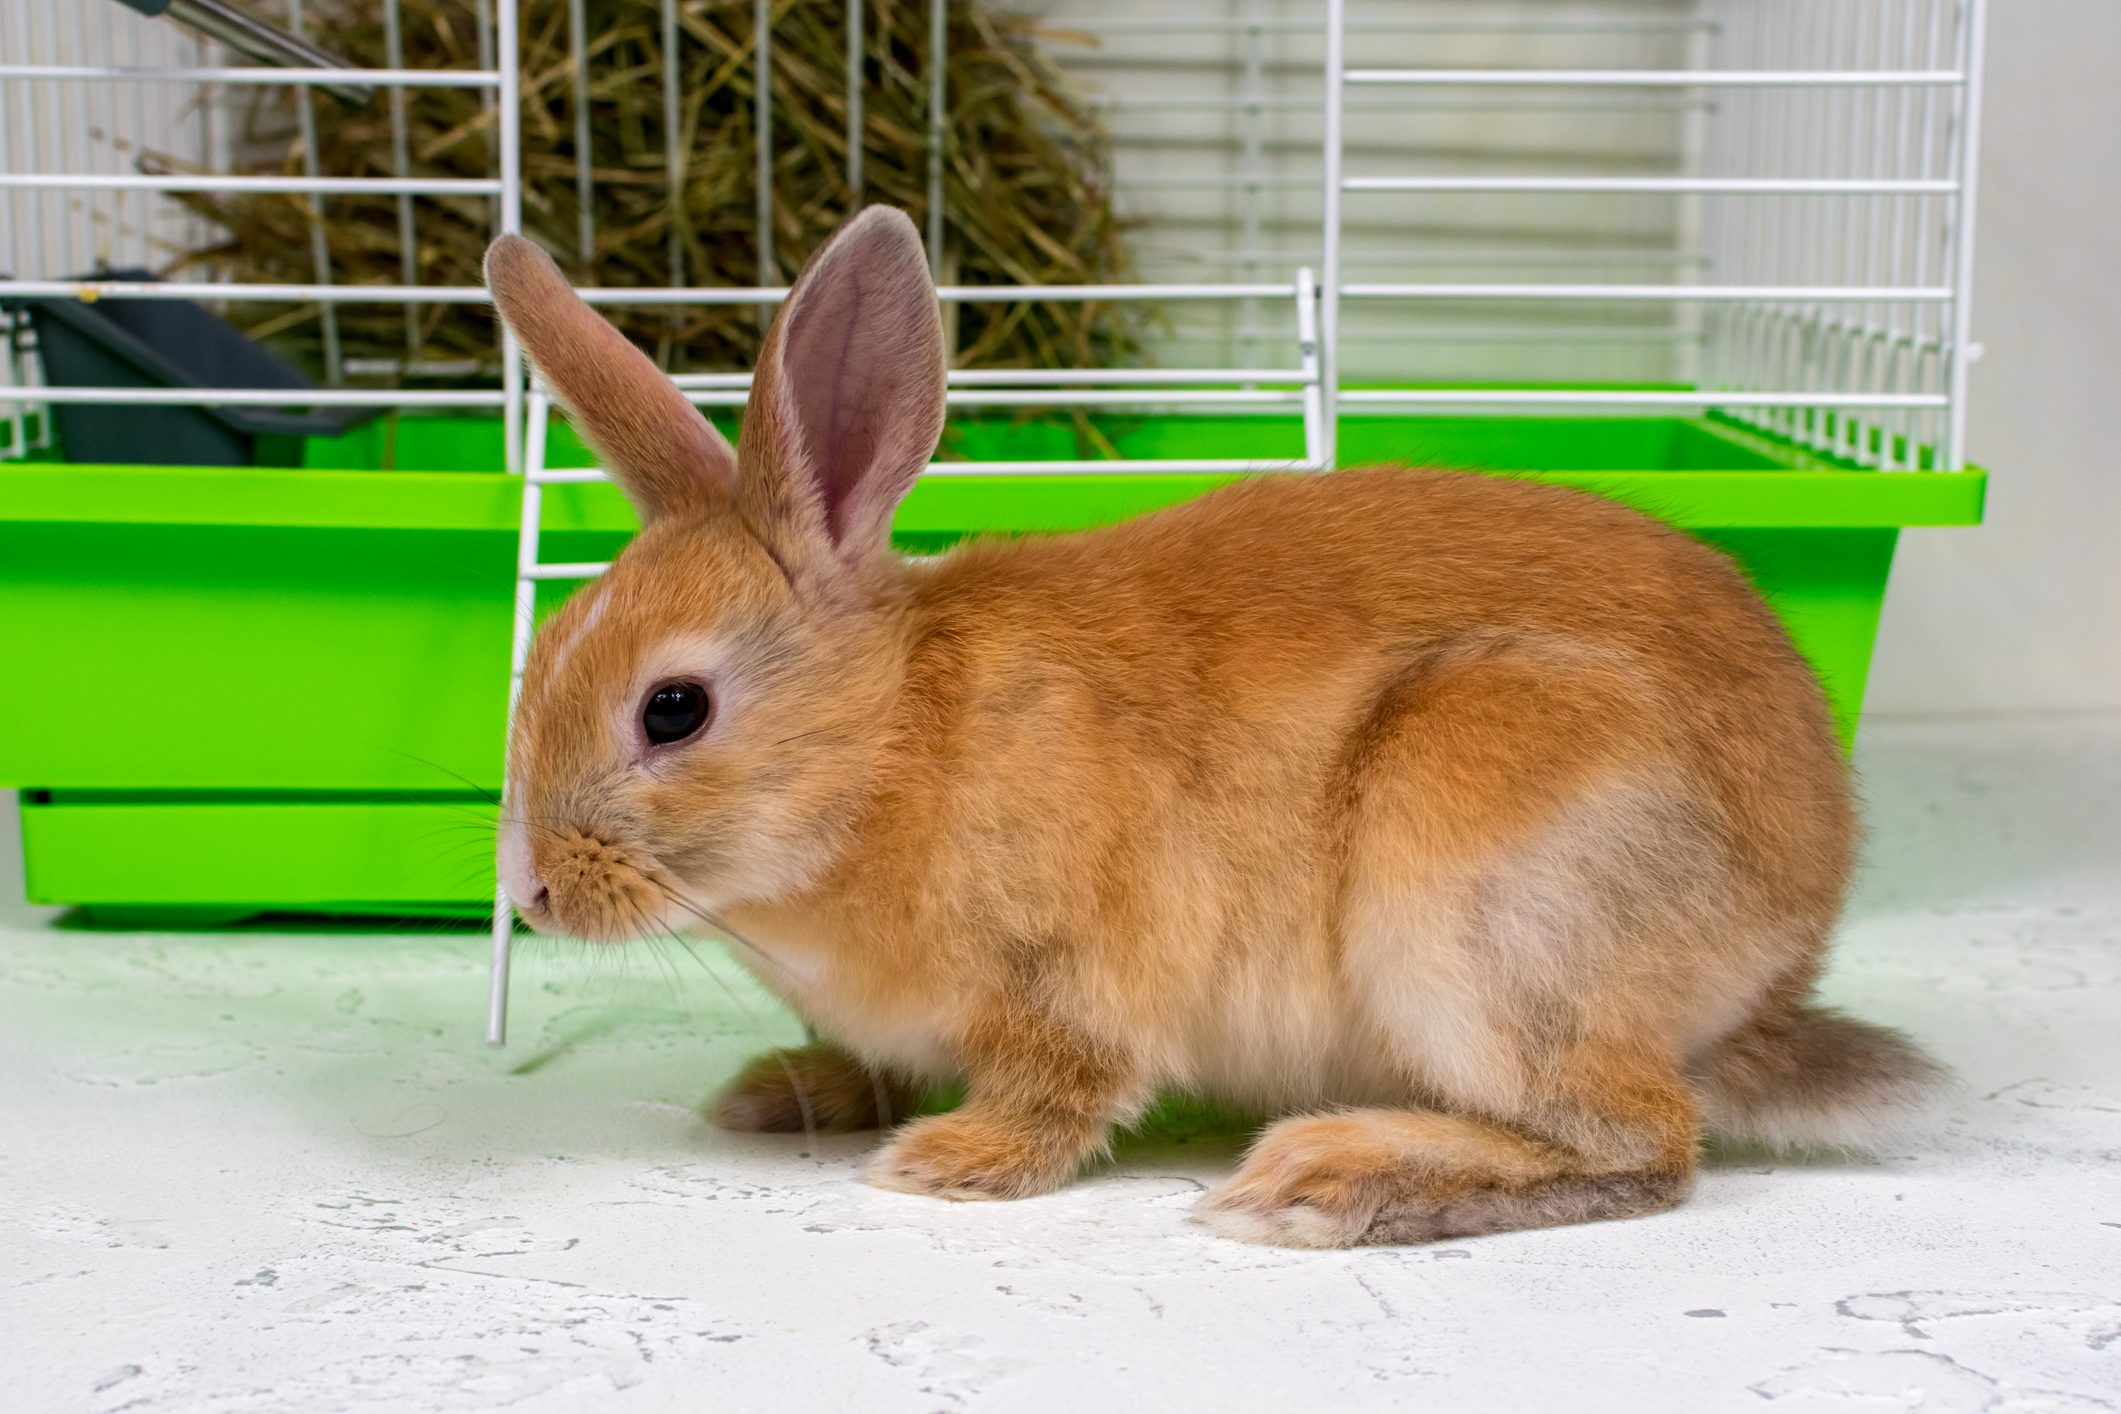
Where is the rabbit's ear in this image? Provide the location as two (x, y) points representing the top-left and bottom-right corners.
(485, 234), (735, 522)
(739, 206), (945, 575)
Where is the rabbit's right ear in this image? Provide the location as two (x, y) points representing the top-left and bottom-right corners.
(738, 206), (946, 583)
(485, 234), (735, 522)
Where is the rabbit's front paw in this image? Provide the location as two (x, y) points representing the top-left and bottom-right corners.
(865, 1112), (1079, 1201)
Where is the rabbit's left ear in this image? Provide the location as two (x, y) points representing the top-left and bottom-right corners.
(738, 206), (945, 577)
(486, 234), (735, 523)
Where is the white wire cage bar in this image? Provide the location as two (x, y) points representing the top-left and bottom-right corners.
(1343, 68), (1966, 86)
(0, 173), (504, 194)
(0, 63), (502, 86)
(0, 1), (1990, 1044)
(1313, 0), (1986, 475)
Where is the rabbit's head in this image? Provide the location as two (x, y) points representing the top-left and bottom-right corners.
(485, 207), (945, 941)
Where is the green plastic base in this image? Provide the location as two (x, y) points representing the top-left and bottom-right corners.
(1, 408), (1983, 919)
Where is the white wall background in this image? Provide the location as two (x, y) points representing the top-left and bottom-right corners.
(1864, 0), (2121, 716)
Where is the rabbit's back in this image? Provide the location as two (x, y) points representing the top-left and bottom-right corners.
(860, 467), (1854, 1109)
(913, 465), (1849, 883)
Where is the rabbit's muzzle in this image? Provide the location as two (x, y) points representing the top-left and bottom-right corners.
(530, 828), (668, 944)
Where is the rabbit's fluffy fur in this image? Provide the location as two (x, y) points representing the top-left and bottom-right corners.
(486, 206), (1941, 1249)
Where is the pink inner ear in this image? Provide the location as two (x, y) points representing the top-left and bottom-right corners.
(776, 214), (944, 547)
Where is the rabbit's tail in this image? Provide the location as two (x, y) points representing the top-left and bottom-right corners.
(1691, 1002), (1947, 1153)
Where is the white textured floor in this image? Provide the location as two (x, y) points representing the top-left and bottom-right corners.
(3, 716), (2118, 1413)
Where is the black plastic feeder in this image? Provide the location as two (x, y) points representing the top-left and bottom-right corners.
(5, 271), (383, 468)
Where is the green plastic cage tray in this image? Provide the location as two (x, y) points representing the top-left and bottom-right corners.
(0, 405), (1984, 923)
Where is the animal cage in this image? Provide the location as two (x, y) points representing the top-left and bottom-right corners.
(0, 0), (1990, 1028)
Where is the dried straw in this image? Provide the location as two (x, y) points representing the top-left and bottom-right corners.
(159, 0), (1140, 380)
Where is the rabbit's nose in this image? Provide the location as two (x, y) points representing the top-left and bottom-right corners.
(496, 816), (545, 912)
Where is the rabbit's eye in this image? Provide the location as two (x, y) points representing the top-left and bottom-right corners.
(642, 682), (711, 747)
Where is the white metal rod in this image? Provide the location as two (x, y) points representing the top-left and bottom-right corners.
(0, 35), (16, 459)
(1294, 268), (1324, 470)
(754, 0), (773, 280)
(525, 561), (614, 579)
(121, 15), (154, 272)
(0, 278), (1298, 305)
(1712, 1), (1754, 414)
(575, 280), (1293, 303)
(497, 0), (524, 479)
(384, 0), (419, 366)
(1673, 17), (1713, 392)
(845, 0), (863, 204)
(1786, 0), (1827, 451)
(1061, 16), (1711, 34)
(1142, 174), (1322, 192)
(1344, 69), (1964, 88)
(1908, 0), (1952, 465)
(1338, 390), (1949, 408)
(927, 0), (946, 277)
(944, 366), (1307, 386)
(1180, 247), (1710, 269)
(567, 0), (593, 264)
(1090, 93), (1714, 114)
(663, 0), (686, 291)
(0, 64), (503, 87)
(0, 174), (503, 195)
(671, 388), (1305, 408)
(1236, 0), (1266, 375)
(8, 387), (508, 406)
(62, 5), (93, 284)
(486, 867), (514, 1046)
(0, 279), (498, 302)
(518, 397), (550, 571)
(1320, 0), (1344, 468)
(476, 0), (498, 227)
(924, 458), (1312, 475)
(532, 458), (1311, 486)
(1332, 327), (1710, 346)
(529, 468), (618, 485)
(286, 0), (342, 385)
(1878, 0), (1926, 469)
(1343, 283), (1950, 302)
(1818, 0), (1854, 454)
(668, 366), (1311, 389)
(0, 280), (1789, 321)
(5, 4), (45, 293)
(328, 358), (494, 376)
(97, 1), (128, 274)
(182, 27), (211, 307)
(1745, 2), (1788, 441)
(1343, 176), (1956, 195)
(491, 391), (550, 1048)
(1943, 0), (1989, 471)
(1847, 0), (1894, 464)
(1852, 0), (1892, 462)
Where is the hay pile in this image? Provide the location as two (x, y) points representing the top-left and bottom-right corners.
(163, 0), (1138, 378)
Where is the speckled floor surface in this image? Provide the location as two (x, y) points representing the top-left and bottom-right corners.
(3, 715), (2118, 1412)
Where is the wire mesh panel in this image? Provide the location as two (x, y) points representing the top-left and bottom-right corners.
(0, 3), (221, 455)
(1692, 0), (1984, 470)
(0, 0), (525, 466)
(1309, 0), (1983, 469)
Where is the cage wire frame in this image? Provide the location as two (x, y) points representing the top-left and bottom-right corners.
(0, 0), (1990, 1044)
